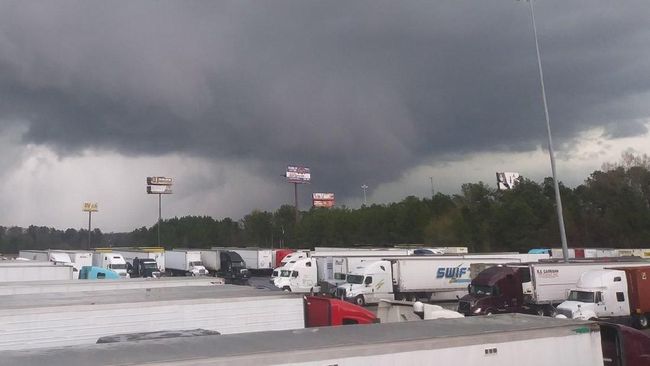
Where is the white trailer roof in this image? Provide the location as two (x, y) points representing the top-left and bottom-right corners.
(0, 285), (297, 312)
(1, 314), (597, 366)
(0, 277), (224, 296)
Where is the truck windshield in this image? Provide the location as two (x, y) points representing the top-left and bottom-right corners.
(568, 290), (596, 303)
(143, 262), (158, 269)
(469, 285), (495, 296)
(280, 270), (292, 277)
(189, 261), (204, 267)
(110, 264), (126, 270)
(347, 274), (364, 284)
(334, 273), (346, 280)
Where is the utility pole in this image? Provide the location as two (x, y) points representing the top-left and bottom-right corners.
(429, 176), (435, 198)
(361, 185), (368, 206)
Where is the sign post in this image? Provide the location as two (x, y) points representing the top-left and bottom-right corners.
(285, 166), (310, 224)
(147, 177), (173, 246)
(82, 202), (98, 250)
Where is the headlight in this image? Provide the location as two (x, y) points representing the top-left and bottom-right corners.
(473, 308), (482, 314)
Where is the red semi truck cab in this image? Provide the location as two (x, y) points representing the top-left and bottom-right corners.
(304, 296), (377, 327)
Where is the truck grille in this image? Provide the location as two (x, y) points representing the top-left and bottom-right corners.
(335, 288), (346, 299)
(457, 301), (471, 314)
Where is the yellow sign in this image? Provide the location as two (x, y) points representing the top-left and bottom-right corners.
(82, 202), (98, 212)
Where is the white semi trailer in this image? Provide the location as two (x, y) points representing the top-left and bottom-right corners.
(0, 285), (305, 351)
(212, 247), (273, 271)
(0, 277), (224, 296)
(5, 314), (644, 366)
(0, 261), (74, 282)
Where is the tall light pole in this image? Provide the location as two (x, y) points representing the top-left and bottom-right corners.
(524, 0), (569, 261)
(361, 185), (368, 206)
(429, 177), (435, 198)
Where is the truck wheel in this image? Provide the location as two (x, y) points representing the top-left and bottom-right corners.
(635, 314), (648, 329)
(536, 308), (545, 317)
(354, 295), (366, 306)
(485, 309), (494, 316)
(282, 286), (292, 292)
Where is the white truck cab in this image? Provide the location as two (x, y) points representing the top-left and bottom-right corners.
(556, 269), (629, 321)
(93, 253), (130, 278)
(335, 260), (393, 306)
(273, 258), (318, 293)
(278, 252), (307, 267)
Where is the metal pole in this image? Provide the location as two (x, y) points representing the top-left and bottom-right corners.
(294, 182), (299, 224)
(528, 0), (569, 261)
(361, 185), (368, 206)
(430, 177), (435, 198)
(88, 211), (92, 250)
(158, 193), (162, 247)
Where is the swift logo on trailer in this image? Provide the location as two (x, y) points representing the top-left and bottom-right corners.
(436, 266), (469, 282)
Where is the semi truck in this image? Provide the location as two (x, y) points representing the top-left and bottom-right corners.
(212, 247), (273, 272)
(6, 314), (650, 365)
(199, 249), (249, 284)
(556, 266), (650, 329)
(0, 261), (74, 282)
(165, 250), (207, 276)
(0, 286), (375, 351)
(336, 256), (538, 305)
(111, 248), (165, 273)
(127, 257), (161, 278)
(458, 259), (649, 317)
(78, 266), (121, 280)
(91, 252), (129, 278)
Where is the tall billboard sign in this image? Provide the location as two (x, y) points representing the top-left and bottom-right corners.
(147, 176), (173, 194)
(286, 166), (311, 184)
(313, 193), (335, 208)
(496, 172), (521, 190)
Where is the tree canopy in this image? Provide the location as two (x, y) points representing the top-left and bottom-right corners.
(1, 153), (649, 254)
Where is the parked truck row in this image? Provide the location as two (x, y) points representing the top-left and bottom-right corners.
(458, 258), (650, 318)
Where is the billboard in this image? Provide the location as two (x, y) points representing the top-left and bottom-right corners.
(147, 177), (173, 185)
(313, 193), (335, 208)
(82, 202), (98, 212)
(286, 166), (311, 184)
(147, 185), (173, 194)
(147, 176), (173, 194)
(496, 172), (521, 190)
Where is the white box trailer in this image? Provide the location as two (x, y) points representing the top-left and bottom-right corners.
(0, 261), (74, 282)
(0, 277), (224, 296)
(18, 250), (73, 266)
(165, 250), (207, 276)
(1, 314), (611, 366)
(0, 285), (304, 351)
(111, 249), (165, 272)
(56, 250), (93, 272)
(213, 247), (273, 271)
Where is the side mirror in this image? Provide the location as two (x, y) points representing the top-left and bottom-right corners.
(364, 277), (372, 285)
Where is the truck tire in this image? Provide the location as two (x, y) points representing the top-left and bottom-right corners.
(354, 295), (366, 306)
(634, 314), (648, 329)
(282, 286), (292, 292)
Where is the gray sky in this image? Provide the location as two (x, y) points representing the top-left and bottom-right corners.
(0, 0), (649, 232)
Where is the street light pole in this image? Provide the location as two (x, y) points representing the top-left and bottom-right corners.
(526, 0), (569, 261)
(429, 177), (435, 198)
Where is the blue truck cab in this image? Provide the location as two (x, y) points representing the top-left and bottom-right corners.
(78, 266), (121, 280)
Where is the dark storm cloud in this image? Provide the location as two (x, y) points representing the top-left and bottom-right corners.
(0, 0), (649, 197)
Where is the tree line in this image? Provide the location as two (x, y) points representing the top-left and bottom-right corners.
(1, 153), (649, 254)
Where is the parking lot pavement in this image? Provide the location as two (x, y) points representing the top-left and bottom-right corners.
(247, 276), (280, 291)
